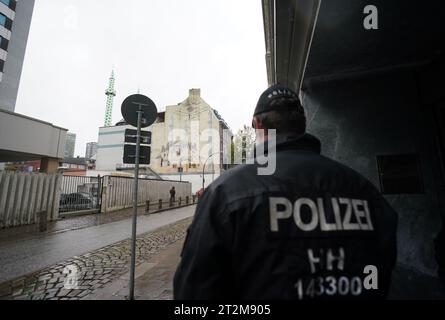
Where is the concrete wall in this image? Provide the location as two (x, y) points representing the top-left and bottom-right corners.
(0, 171), (61, 228)
(159, 172), (220, 194)
(0, 109), (67, 161)
(301, 69), (443, 281)
(101, 176), (192, 213)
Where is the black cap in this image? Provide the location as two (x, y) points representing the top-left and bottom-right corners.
(254, 84), (303, 116)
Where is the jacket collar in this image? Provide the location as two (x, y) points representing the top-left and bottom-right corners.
(264, 133), (321, 154)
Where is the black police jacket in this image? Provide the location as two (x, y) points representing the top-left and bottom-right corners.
(174, 133), (398, 300)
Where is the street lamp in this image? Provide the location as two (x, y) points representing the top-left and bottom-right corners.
(202, 152), (222, 190)
(179, 158), (183, 182)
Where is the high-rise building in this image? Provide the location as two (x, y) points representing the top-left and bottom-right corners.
(0, 0), (35, 111)
(64, 132), (76, 158)
(0, 0), (67, 173)
(85, 142), (97, 159)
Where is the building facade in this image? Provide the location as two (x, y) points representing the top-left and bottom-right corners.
(64, 132), (76, 158)
(150, 88), (232, 177)
(85, 142), (97, 159)
(0, 0), (35, 111)
(95, 120), (151, 173)
(59, 157), (87, 176)
(94, 89), (232, 191)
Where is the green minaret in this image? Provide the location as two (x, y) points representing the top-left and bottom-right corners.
(104, 70), (116, 127)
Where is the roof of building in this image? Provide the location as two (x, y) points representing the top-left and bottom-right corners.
(115, 119), (127, 126)
(61, 157), (87, 165)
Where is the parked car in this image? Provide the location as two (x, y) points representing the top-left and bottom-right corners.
(59, 192), (97, 212)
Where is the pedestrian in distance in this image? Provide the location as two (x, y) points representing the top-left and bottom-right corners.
(170, 186), (176, 204)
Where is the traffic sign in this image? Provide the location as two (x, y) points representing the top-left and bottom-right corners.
(121, 94), (157, 128)
(123, 144), (151, 165)
(125, 129), (151, 145)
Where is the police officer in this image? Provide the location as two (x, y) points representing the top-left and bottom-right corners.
(174, 84), (398, 300)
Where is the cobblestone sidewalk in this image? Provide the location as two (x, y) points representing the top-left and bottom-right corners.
(0, 217), (192, 300)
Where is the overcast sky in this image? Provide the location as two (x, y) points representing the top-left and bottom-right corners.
(15, 0), (267, 157)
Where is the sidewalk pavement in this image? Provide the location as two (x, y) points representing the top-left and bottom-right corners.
(0, 215), (193, 300)
(85, 238), (184, 300)
(0, 202), (194, 243)
(0, 204), (196, 284)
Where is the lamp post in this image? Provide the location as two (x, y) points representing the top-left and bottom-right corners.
(202, 152), (221, 190)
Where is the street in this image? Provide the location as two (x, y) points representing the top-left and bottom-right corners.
(0, 205), (195, 288)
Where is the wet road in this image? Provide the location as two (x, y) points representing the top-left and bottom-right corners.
(0, 205), (196, 283)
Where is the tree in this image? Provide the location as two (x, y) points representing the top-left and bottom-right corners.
(232, 125), (256, 165)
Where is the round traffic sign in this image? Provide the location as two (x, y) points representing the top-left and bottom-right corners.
(121, 94), (158, 128)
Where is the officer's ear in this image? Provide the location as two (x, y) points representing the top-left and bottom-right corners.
(253, 117), (268, 142)
(252, 117), (264, 130)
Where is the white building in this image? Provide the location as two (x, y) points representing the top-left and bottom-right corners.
(94, 120), (153, 175)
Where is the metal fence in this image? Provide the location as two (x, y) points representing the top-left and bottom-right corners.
(0, 172), (192, 228)
(59, 175), (103, 214)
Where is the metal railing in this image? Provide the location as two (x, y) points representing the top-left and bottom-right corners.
(59, 175), (103, 214)
(144, 195), (197, 213)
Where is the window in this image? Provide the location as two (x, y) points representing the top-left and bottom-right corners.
(0, 0), (15, 10)
(377, 154), (424, 194)
(0, 13), (12, 30)
(0, 59), (4, 72)
(0, 36), (8, 50)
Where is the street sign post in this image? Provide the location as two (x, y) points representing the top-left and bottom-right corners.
(121, 94), (157, 300)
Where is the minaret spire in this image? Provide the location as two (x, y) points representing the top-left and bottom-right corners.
(104, 70), (116, 127)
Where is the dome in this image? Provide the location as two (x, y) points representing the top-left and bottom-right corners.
(115, 119), (127, 126)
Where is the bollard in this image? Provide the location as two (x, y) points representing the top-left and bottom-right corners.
(146, 200), (150, 213)
(186, 196), (189, 204)
(38, 210), (47, 232)
(179, 197), (182, 206)
(159, 199), (162, 210)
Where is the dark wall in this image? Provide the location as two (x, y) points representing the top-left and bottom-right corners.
(301, 68), (444, 297)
